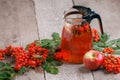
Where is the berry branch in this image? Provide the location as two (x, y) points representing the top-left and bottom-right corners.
(1, 28), (120, 80)
(0, 32), (62, 80)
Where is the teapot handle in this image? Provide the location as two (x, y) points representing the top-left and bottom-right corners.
(73, 5), (104, 34)
(87, 11), (104, 34)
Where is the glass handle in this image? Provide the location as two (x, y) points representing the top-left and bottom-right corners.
(88, 12), (104, 34)
(73, 5), (104, 34)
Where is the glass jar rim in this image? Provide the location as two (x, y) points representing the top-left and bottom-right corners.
(65, 18), (87, 25)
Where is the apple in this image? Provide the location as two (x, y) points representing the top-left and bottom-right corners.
(83, 50), (104, 70)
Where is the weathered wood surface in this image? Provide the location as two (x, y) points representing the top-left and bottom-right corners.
(45, 64), (93, 80)
(0, 0), (120, 80)
(0, 0), (45, 80)
(34, 0), (73, 39)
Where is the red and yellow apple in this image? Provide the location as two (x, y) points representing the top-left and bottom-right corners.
(83, 50), (104, 70)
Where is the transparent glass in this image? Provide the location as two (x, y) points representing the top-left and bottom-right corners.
(61, 18), (93, 64)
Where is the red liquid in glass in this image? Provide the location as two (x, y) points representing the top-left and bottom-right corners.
(61, 23), (92, 63)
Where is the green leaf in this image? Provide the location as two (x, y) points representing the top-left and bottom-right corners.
(52, 32), (60, 41)
(93, 45), (103, 51)
(48, 40), (56, 49)
(50, 61), (63, 66)
(42, 62), (51, 72)
(100, 33), (109, 43)
(33, 32), (61, 54)
(0, 63), (14, 73)
(0, 71), (11, 79)
(0, 62), (5, 69)
(0, 62), (16, 80)
(35, 40), (41, 46)
(116, 41), (120, 48)
(46, 57), (54, 62)
(17, 67), (26, 75)
(52, 32), (61, 47)
(111, 47), (120, 50)
(106, 39), (117, 47)
(41, 39), (58, 52)
(5, 64), (15, 73)
(42, 61), (59, 74)
(116, 38), (120, 42)
(46, 57), (63, 66)
(93, 42), (107, 48)
(40, 39), (52, 49)
(49, 67), (58, 74)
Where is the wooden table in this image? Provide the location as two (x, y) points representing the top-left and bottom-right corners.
(0, 0), (120, 80)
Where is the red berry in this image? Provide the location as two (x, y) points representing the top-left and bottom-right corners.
(0, 42), (48, 72)
(103, 54), (120, 74)
(92, 28), (100, 42)
(103, 47), (114, 54)
(14, 64), (22, 71)
(78, 27), (84, 32)
(83, 24), (90, 31)
(27, 59), (37, 68)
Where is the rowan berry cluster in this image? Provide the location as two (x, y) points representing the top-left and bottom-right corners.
(103, 54), (120, 74)
(92, 28), (100, 42)
(103, 47), (115, 54)
(71, 24), (90, 35)
(27, 42), (48, 67)
(0, 42), (48, 71)
(0, 49), (4, 60)
(55, 51), (70, 62)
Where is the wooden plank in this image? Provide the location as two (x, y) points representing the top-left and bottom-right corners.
(93, 69), (120, 80)
(0, 0), (45, 80)
(73, 0), (120, 80)
(13, 0), (39, 47)
(0, 0), (39, 47)
(0, 0), (21, 48)
(15, 69), (45, 80)
(45, 64), (93, 80)
(34, 0), (73, 39)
